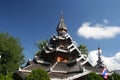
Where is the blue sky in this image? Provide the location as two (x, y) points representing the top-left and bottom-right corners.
(1, 0), (120, 62)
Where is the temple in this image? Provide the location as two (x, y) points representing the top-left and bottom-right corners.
(14, 15), (111, 80)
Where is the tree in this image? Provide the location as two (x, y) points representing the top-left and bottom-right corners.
(0, 33), (25, 75)
(25, 68), (50, 80)
(78, 44), (88, 55)
(0, 73), (13, 80)
(86, 72), (103, 80)
(109, 72), (120, 80)
(35, 40), (48, 56)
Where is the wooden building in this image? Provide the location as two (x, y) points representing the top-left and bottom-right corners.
(14, 15), (110, 80)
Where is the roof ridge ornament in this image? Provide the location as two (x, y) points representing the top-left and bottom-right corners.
(60, 10), (64, 18)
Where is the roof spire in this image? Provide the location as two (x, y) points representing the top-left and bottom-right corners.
(56, 11), (67, 35)
(97, 46), (103, 67)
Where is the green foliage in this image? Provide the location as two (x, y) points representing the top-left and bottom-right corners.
(78, 44), (88, 55)
(0, 73), (13, 80)
(0, 33), (25, 75)
(25, 68), (50, 80)
(86, 72), (103, 80)
(36, 40), (48, 50)
(109, 72), (120, 80)
(35, 40), (48, 56)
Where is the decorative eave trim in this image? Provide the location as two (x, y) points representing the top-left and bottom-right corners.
(56, 47), (68, 53)
(69, 47), (76, 52)
(67, 43), (74, 49)
(36, 59), (51, 64)
(51, 70), (67, 73)
(50, 70), (91, 80)
(44, 48), (55, 53)
(76, 55), (84, 62)
(48, 46), (54, 50)
(80, 58), (89, 65)
(67, 70), (91, 80)
(21, 64), (33, 70)
(52, 33), (71, 40)
(76, 55), (87, 62)
(68, 42), (81, 54)
(18, 67), (32, 73)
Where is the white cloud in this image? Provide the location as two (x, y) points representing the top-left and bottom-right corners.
(77, 22), (120, 39)
(114, 52), (120, 63)
(88, 50), (120, 71)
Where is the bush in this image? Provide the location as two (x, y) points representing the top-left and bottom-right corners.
(0, 73), (13, 80)
(25, 68), (50, 80)
(86, 72), (103, 80)
(109, 73), (120, 80)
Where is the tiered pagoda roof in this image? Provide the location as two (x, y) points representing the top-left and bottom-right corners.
(14, 15), (110, 80)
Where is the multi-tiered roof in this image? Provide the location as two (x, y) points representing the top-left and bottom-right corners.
(14, 15), (109, 80)
(40, 16), (81, 63)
